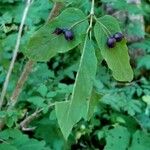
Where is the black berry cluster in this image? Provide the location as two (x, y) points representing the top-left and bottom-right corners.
(53, 27), (74, 41)
(107, 32), (124, 48)
(53, 28), (64, 35)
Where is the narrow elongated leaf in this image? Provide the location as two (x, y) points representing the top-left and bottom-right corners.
(94, 15), (133, 82)
(55, 37), (97, 139)
(86, 89), (101, 120)
(24, 8), (88, 61)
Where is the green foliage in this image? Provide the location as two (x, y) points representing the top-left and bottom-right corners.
(101, 93), (142, 116)
(1, 0), (150, 149)
(138, 55), (150, 69)
(0, 129), (49, 150)
(94, 15), (133, 82)
(104, 126), (130, 150)
(55, 37), (97, 139)
(128, 131), (150, 150)
(24, 8), (88, 61)
(27, 96), (46, 108)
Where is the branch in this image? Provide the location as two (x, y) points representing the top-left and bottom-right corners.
(20, 110), (40, 131)
(0, 0), (32, 110)
(47, 2), (64, 22)
(8, 60), (35, 109)
(20, 103), (55, 131)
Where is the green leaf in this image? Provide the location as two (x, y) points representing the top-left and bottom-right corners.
(94, 15), (133, 82)
(0, 144), (17, 150)
(55, 37), (97, 139)
(0, 129), (49, 150)
(35, 119), (65, 150)
(27, 96), (45, 107)
(15, 139), (48, 150)
(37, 84), (48, 97)
(86, 89), (101, 120)
(137, 55), (150, 70)
(136, 114), (150, 130)
(104, 126), (130, 150)
(24, 8), (88, 62)
(129, 131), (150, 150)
(0, 129), (22, 140)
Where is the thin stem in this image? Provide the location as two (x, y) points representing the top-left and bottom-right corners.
(8, 60), (35, 110)
(87, 0), (95, 39)
(69, 15), (90, 30)
(0, 0), (32, 110)
(47, 2), (63, 22)
(0, 138), (9, 144)
(91, 0), (95, 15)
(20, 103), (55, 130)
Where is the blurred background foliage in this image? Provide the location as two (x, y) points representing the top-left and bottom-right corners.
(0, 0), (150, 149)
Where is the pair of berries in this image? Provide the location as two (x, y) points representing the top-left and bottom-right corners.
(53, 28), (74, 41)
(107, 32), (124, 48)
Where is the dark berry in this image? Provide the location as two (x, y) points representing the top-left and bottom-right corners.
(113, 32), (124, 42)
(107, 37), (116, 48)
(53, 28), (63, 35)
(63, 29), (74, 41)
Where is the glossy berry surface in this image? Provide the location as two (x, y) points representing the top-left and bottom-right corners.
(53, 28), (63, 35)
(114, 32), (124, 42)
(107, 37), (116, 48)
(63, 29), (74, 41)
